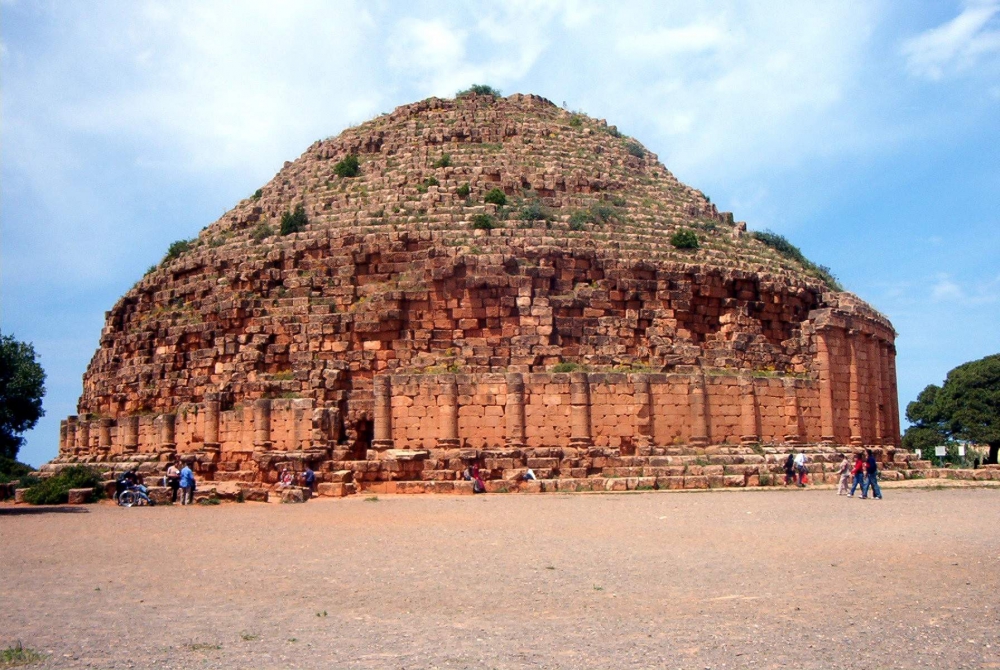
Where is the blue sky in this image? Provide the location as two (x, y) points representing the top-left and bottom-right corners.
(2, 0), (998, 467)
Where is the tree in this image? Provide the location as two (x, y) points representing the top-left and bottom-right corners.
(902, 354), (1000, 464)
(0, 334), (47, 460)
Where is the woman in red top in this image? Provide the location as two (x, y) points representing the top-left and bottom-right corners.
(847, 453), (865, 497)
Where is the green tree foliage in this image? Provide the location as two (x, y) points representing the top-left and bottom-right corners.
(484, 188), (507, 206)
(456, 183), (471, 198)
(432, 154), (451, 168)
(23, 465), (104, 505)
(0, 334), (46, 461)
(280, 205), (308, 236)
(163, 239), (193, 263)
(333, 154), (360, 178)
(670, 229), (699, 250)
(456, 84), (501, 98)
(750, 230), (842, 291)
(471, 214), (496, 230)
(903, 354), (1000, 463)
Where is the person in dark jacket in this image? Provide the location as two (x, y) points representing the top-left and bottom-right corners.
(783, 453), (796, 486)
(862, 449), (883, 499)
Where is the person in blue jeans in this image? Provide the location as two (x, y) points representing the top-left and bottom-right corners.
(862, 449), (883, 499)
(179, 462), (195, 505)
(848, 452), (865, 497)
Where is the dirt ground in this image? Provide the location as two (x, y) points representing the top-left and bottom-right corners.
(2, 483), (999, 670)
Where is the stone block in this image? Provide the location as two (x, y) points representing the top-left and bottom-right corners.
(243, 488), (269, 502)
(14, 488), (28, 503)
(317, 482), (347, 497)
(67, 488), (93, 504)
(146, 486), (172, 504)
(281, 487), (309, 503)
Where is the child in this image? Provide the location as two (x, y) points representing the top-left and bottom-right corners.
(836, 454), (851, 495)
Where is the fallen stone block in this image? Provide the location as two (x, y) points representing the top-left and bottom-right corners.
(14, 488), (28, 503)
(146, 486), (172, 505)
(67, 488), (93, 504)
(242, 488), (269, 502)
(317, 482), (347, 497)
(281, 487), (308, 503)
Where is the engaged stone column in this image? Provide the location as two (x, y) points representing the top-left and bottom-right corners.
(292, 399), (313, 450)
(371, 375), (394, 451)
(160, 413), (176, 452)
(203, 394), (220, 451)
(869, 336), (884, 445)
(739, 375), (760, 444)
(98, 418), (113, 458)
(437, 375), (461, 449)
(816, 330), (835, 444)
(634, 375), (654, 451)
(848, 331), (863, 446)
(59, 420), (68, 455)
(77, 416), (90, 453)
(123, 416), (139, 454)
(253, 398), (272, 451)
(569, 371), (592, 448)
(887, 344), (901, 446)
(689, 374), (709, 447)
(783, 378), (802, 445)
(66, 416), (79, 455)
(505, 373), (526, 448)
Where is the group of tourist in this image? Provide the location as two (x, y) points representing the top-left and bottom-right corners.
(164, 460), (196, 504)
(277, 467), (316, 492)
(784, 449), (883, 499)
(837, 449), (883, 499)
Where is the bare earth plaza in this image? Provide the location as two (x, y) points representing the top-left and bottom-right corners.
(3, 8), (1000, 668)
(2, 487), (999, 669)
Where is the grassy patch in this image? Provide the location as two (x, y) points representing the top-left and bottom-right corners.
(0, 642), (45, 667)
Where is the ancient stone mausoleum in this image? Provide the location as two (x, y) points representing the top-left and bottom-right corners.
(48, 92), (910, 494)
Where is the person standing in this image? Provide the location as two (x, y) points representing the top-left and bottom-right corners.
(783, 453), (796, 487)
(836, 454), (852, 496)
(793, 452), (809, 487)
(302, 466), (316, 493)
(166, 461), (181, 503)
(863, 449), (883, 500)
(179, 461), (195, 505)
(848, 453), (865, 497)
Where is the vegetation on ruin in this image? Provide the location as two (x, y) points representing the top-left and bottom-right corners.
(750, 230), (842, 291)
(670, 229), (699, 250)
(568, 114), (583, 128)
(432, 154), (451, 168)
(280, 205), (308, 235)
(903, 354), (1000, 464)
(333, 154), (360, 178)
(417, 176), (440, 193)
(518, 200), (550, 222)
(484, 188), (507, 206)
(251, 222), (274, 242)
(164, 238), (194, 263)
(456, 84), (501, 98)
(551, 362), (583, 373)
(0, 333), (46, 461)
(625, 141), (645, 158)
(456, 183), (471, 198)
(22, 465), (104, 505)
(251, 188), (263, 200)
(471, 214), (497, 230)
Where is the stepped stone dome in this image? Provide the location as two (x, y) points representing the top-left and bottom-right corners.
(53, 92), (901, 493)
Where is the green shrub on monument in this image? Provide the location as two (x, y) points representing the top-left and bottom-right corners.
(23, 465), (104, 505)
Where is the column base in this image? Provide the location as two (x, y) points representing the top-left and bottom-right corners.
(690, 436), (709, 447)
(850, 436), (863, 446)
(505, 439), (526, 449)
(569, 437), (593, 449)
(254, 441), (272, 451)
(783, 434), (801, 445)
(436, 438), (462, 449)
(740, 435), (761, 445)
(820, 436), (836, 445)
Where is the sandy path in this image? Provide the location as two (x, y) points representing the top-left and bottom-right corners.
(2, 487), (998, 669)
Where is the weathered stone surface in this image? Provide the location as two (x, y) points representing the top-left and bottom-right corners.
(281, 487), (309, 503)
(67, 488), (93, 504)
(14, 488), (28, 503)
(146, 486), (172, 505)
(46, 93), (905, 493)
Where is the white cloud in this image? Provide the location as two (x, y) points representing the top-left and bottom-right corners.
(929, 272), (1000, 304)
(901, 1), (1000, 80)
